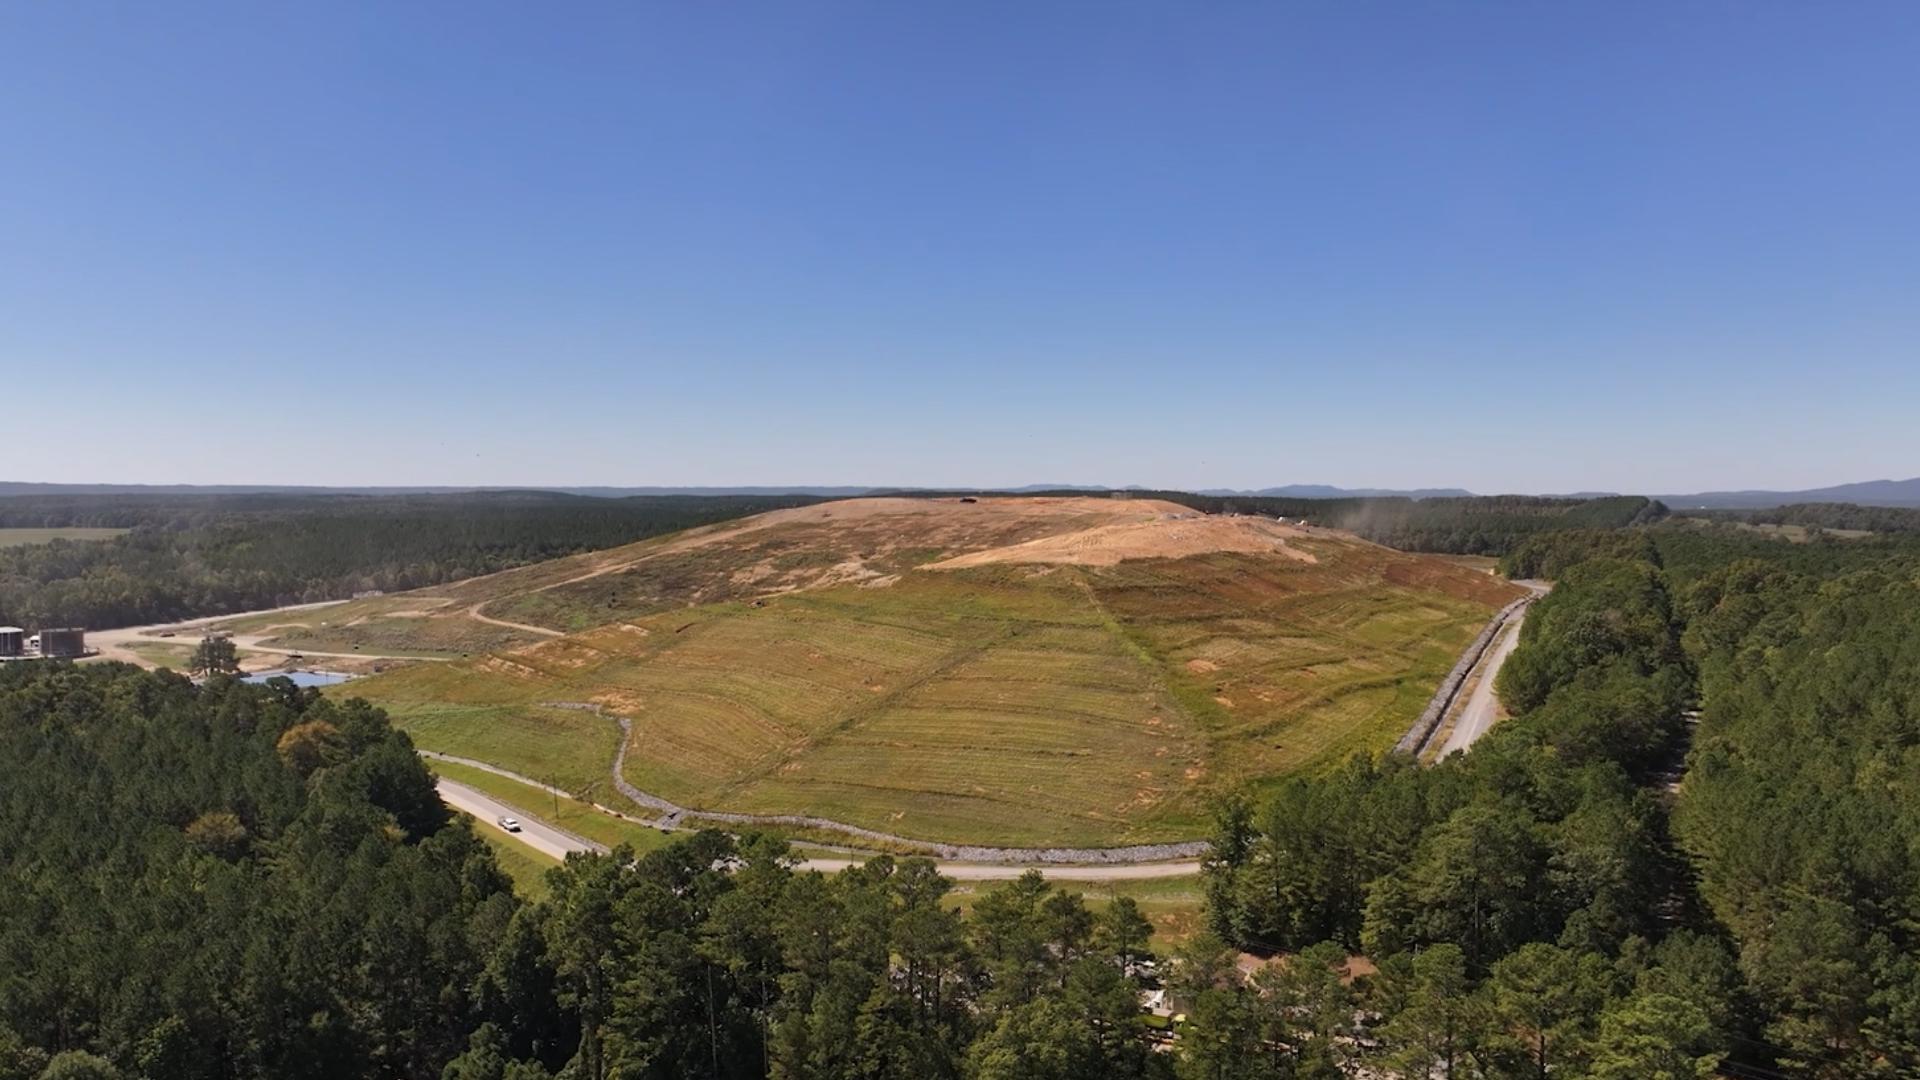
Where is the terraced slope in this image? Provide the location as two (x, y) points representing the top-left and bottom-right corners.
(346, 497), (1522, 847)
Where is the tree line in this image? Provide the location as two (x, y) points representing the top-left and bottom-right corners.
(0, 492), (821, 631)
(1695, 500), (1920, 534)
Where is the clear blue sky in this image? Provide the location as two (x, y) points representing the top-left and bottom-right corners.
(4, 2), (1916, 493)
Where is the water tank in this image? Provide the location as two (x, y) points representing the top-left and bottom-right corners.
(36, 628), (86, 658)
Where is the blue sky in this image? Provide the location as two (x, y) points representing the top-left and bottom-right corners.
(3, 2), (1916, 493)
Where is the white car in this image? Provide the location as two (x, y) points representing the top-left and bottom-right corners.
(497, 816), (522, 833)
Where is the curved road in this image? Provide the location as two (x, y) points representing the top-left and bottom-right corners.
(89, 599), (453, 667)
(464, 600), (563, 638)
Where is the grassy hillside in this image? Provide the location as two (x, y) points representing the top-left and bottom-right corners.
(349, 498), (1521, 847)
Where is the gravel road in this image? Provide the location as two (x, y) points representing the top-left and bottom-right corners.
(1433, 611), (1526, 758)
(88, 598), (452, 668)
(438, 778), (597, 862)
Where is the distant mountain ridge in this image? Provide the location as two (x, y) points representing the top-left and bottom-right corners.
(1657, 477), (1920, 509)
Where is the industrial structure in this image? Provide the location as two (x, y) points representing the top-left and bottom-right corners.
(0, 626), (90, 661)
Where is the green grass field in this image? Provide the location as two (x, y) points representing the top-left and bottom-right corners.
(0, 527), (128, 548)
(401, 702), (625, 797)
(354, 526), (1518, 848)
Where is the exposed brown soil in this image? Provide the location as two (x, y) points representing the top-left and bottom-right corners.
(926, 514), (1316, 570)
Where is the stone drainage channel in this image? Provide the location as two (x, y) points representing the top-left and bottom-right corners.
(1392, 591), (1540, 759)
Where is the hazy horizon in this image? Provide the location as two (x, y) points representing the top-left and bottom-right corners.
(4, 475), (1918, 499)
(6, 4), (1917, 492)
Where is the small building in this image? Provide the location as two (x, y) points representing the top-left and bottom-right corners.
(0, 627), (22, 657)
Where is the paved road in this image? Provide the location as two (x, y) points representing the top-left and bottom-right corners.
(432, 773), (1202, 881)
(438, 778), (594, 862)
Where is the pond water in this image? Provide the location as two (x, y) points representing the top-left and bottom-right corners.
(241, 670), (354, 688)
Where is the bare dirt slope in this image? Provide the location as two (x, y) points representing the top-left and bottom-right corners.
(928, 514), (1316, 569)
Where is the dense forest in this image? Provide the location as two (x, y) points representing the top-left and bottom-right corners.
(1205, 520), (1920, 1078)
(0, 658), (1740, 1080)
(0, 492), (821, 631)
(0, 663), (1174, 1080)
(0, 664), (501, 1079)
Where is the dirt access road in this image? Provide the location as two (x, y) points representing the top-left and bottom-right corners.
(88, 599), (448, 669)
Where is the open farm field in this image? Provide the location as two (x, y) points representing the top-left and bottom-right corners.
(349, 497), (1522, 848)
(1683, 517), (1874, 542)
(0, 526), (128, 547)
